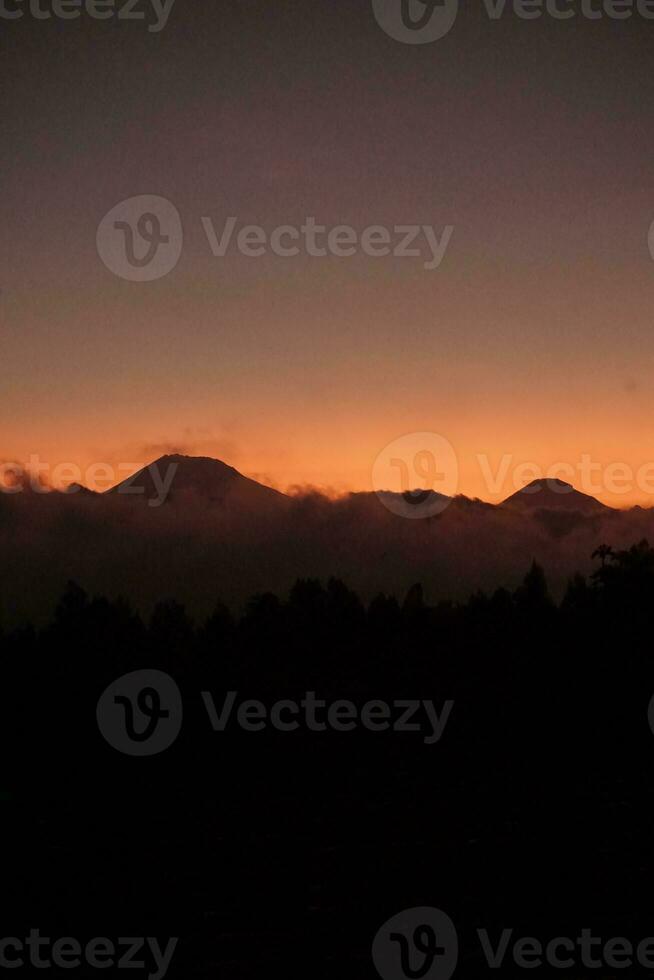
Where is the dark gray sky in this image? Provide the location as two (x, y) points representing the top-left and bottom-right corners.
(2, 0), (654, 501)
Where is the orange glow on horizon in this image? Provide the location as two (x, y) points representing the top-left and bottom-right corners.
(5, 410), (654, 510)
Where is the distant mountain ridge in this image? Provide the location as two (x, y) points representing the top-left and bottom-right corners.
(500, 478), (611, 513)
(3, 452), (654, 628)
(106, 454), (289, 509)
(98, 458), (617, 513)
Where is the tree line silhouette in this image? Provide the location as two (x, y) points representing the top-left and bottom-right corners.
(2, 541), (654, 977)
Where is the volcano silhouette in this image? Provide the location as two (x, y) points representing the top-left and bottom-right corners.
(500, 478), (610, 513)
(107, 454), (289, 509)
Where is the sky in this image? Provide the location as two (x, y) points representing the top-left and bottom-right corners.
(2, 0), (654, 505)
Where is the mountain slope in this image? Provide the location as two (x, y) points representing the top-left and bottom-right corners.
(500, 478), (610, 514)
(106, 454), (289, 509)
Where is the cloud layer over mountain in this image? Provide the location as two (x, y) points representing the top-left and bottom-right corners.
(2, 456), (653, 626)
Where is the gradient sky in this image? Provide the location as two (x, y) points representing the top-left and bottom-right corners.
(3, 0), (654, 504)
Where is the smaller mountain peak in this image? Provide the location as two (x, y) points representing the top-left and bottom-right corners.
(501, 478), (608, 512)
(63, 482), (97, 496)
(152, 453), (239, 471)
(153, 453), (228, 464)
(521, 478), (573, 493)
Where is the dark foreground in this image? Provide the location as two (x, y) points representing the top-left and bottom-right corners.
(3, 542), (654, 977)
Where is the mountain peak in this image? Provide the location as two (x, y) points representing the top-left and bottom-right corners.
(522, 478), (573, 493)
(501, 478), (609, 512)
(106, 454), (288, 508)
(150, 453), (237, 471)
